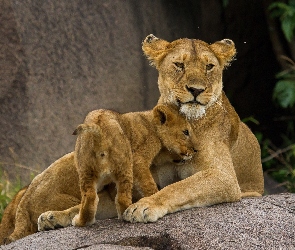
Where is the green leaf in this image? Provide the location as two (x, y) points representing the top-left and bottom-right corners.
(269, 2), (290, 12)
(273, 79), (295, 108)
(289, 0), (295, 8)
(242, 116), (260, 125)
(222, 0), (229, 8)
(281, 16), (295, 41)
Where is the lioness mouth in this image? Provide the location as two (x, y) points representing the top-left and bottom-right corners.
(173, 159), (186, 164)
(177, 99), (205, 106)
(187, 100), (205, 106)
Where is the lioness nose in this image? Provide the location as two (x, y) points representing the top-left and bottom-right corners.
(186, 86), (204, 98)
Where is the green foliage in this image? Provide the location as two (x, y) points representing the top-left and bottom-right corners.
(260, 55), (295, 191)
(0, 169), (22, 222)
(273, 72), (295, 108)
(261, 135), (295, 192)
(222, 0), (229, 8)
(269, 0), (295, 42)
(242, 116), (260, 125)
(259, 0), (295, 191)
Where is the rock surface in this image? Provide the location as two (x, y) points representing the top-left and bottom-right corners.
(1, 194), (294, 250)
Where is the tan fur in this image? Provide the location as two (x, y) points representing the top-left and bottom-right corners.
(122, 35), (264, 223)
(72, 104), (197, 227)
(0, 104), (197, 242)
(0, 35), (264, 243)
(0, 186), (27, 245)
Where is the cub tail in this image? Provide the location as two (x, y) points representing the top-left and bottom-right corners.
(73, 124), (101, 136)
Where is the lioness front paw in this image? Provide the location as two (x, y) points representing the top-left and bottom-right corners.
(122, 198), (167, 223)
(38, 211), (72, 231)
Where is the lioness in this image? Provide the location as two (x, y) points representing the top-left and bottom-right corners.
(1, 104), (197, 242)
(72, 104), (197, 227)
(123, 34), (264, 222)
(0, 35), (264, 244)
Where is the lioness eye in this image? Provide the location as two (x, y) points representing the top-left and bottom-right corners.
(183, 129), (189, 136)
(174, 62), (184, 70)
(206, 63), (214, 71)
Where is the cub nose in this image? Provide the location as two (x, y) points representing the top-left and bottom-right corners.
(186, 86), (204, 98)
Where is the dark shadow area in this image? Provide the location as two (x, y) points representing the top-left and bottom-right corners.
(110, 233), (182, 250)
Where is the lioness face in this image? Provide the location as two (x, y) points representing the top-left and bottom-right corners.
(143, 35), (236, 120)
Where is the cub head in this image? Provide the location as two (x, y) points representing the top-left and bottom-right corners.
(143, 34), (236, 120)
(153, 104), (197, 161)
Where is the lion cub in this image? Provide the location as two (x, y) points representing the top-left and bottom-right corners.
(72, 104), (197, 227)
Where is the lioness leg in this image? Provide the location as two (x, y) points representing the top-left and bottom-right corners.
(38, 204), (81, 231)
(123, 168), (241, 223)
(38, 188), (118, 231)
(5, 208), (35, 244)
(8, 193), (81, 242)
(0, 187), (27, 245)
(232, 123), (264, 196)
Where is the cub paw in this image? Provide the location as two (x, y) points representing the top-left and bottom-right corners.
(72, 214), (95, 227)
(38, 211), (71, 231)
(3, 237), (13, 245)
(122, 198), (167, 223)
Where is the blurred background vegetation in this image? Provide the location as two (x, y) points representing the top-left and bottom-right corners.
(1, 0), (295, 218)
(258, 0), (295, 192)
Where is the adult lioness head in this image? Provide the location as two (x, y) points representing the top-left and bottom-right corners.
(142, 34), (236, 119)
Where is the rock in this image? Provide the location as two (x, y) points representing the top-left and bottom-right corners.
(1, 194), (294, 249)
(0, 0), (280, 183)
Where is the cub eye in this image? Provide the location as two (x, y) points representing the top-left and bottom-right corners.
(206, 63), (215, 71)
(183, 129), (189, 136)
(174, 62), (184, 70)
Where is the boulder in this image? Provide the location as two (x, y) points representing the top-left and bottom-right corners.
(0, 0), (280, 182)
(1, 194), (294, 249)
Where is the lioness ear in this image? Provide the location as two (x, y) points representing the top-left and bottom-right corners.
(153, 105), (176, 125)
(209, 39), (236, 68)
(142, 34), (170, 68)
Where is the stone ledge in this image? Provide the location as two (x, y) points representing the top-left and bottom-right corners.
(1, 194), (294, 250)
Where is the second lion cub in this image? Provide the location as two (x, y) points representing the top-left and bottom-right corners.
(72, 104), (197, 227)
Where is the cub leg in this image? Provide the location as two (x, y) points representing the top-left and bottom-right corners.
(241, 191), (262, 198)
(72, 179), (99, 227)
(7, 190), (81, 242)
(114, 172), (133, 219)
(133, 156), (159, 197)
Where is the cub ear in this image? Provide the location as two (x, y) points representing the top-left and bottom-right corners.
(209, 39), (236, 68)
(72, 124), (84, 135)
(153, 105), (176, 125)
(142, 34), (170, 68)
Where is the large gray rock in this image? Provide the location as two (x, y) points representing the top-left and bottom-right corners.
(1, 194), (294, 249)
(0, 0), (280, 183)
(0, 0), (198, 181)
